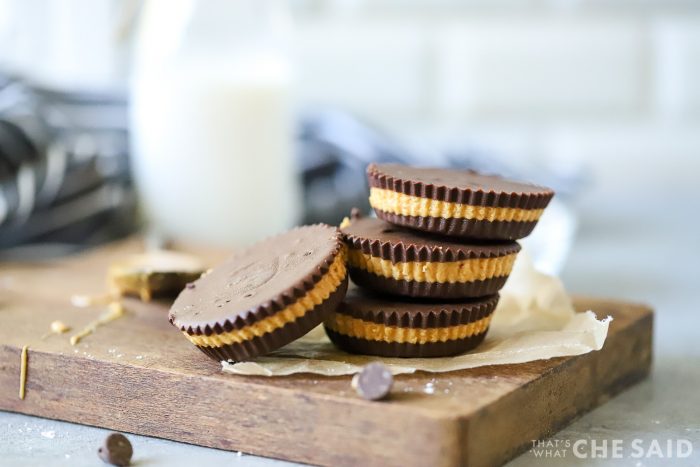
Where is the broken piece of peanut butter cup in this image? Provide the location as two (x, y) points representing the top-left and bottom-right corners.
(108, 250), (205, 302)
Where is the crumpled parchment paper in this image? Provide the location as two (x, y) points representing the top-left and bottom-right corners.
(222, 252), (611, 376)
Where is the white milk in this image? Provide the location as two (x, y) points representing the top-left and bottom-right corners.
(130, 59), (299, 247)
(129, 0), (300, 247)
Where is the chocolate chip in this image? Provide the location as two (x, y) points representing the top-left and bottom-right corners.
(186, 282), (195, 289)
(98, 433), (133, 466)
(352, 362), (393, 401)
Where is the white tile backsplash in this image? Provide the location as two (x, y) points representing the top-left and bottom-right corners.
(651, 17), (700, 119)
(294, 12), (700, 125)
(435, 18), (648, 118)
(293, 11), (700, 202)
(296, 21), (430, 117)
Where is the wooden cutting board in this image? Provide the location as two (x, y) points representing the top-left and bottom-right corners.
(0, 240), (653, 467)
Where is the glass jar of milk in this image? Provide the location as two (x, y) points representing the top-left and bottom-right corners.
(130, 0), (300, 247)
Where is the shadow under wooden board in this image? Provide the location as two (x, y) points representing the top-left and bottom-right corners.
(0, 240), (653, 467)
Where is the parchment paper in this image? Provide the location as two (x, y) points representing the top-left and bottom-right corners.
(222, 252), (611, 376)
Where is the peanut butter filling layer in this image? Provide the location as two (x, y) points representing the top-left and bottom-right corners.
(70, 301), (125, 346)
(185, 250), (347, 348)
(348, 248), (516, 284)
(19, 345), (28, 400)
(369, 187), (544, 222)
(325, 313), (492, 344)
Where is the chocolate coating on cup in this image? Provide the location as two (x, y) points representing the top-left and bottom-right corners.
(337, 288), (499, 327)
(368, 163), (553, 207)
(170, 224), (344, 335)
(324, 288), (498, 358)
(342, 216), (519, 299)
(197, 277), (348, 362)
(343, 216), (520, 262)
(367, 163), (554, 240)
(169, 224), (347, 361)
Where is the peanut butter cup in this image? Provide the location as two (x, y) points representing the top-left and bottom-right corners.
(324, 288), (498, 357)
(367, 163), (554, 240)
(169, 224), (348, 362)
(341, 214), (520, 299)
(108, 251), (205, 302)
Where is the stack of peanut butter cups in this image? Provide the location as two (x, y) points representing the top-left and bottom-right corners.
(323, 163), (554, 358)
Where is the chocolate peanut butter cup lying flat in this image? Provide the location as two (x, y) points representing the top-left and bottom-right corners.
(367, 163), (554, 240)
(169, 224), (348, 362)
(324, 287), (499, 358)
(341, 214), (520, 299)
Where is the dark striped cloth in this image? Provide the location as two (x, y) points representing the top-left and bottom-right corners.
(0, 75), (135, 254)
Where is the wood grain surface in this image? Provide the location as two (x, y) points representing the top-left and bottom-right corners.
(0, 240), (653, 467)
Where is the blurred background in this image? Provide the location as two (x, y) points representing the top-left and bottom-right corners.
(0, 0), (698, 260)
(0, 0), (697, 277)
(0, 1), (698, 464)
